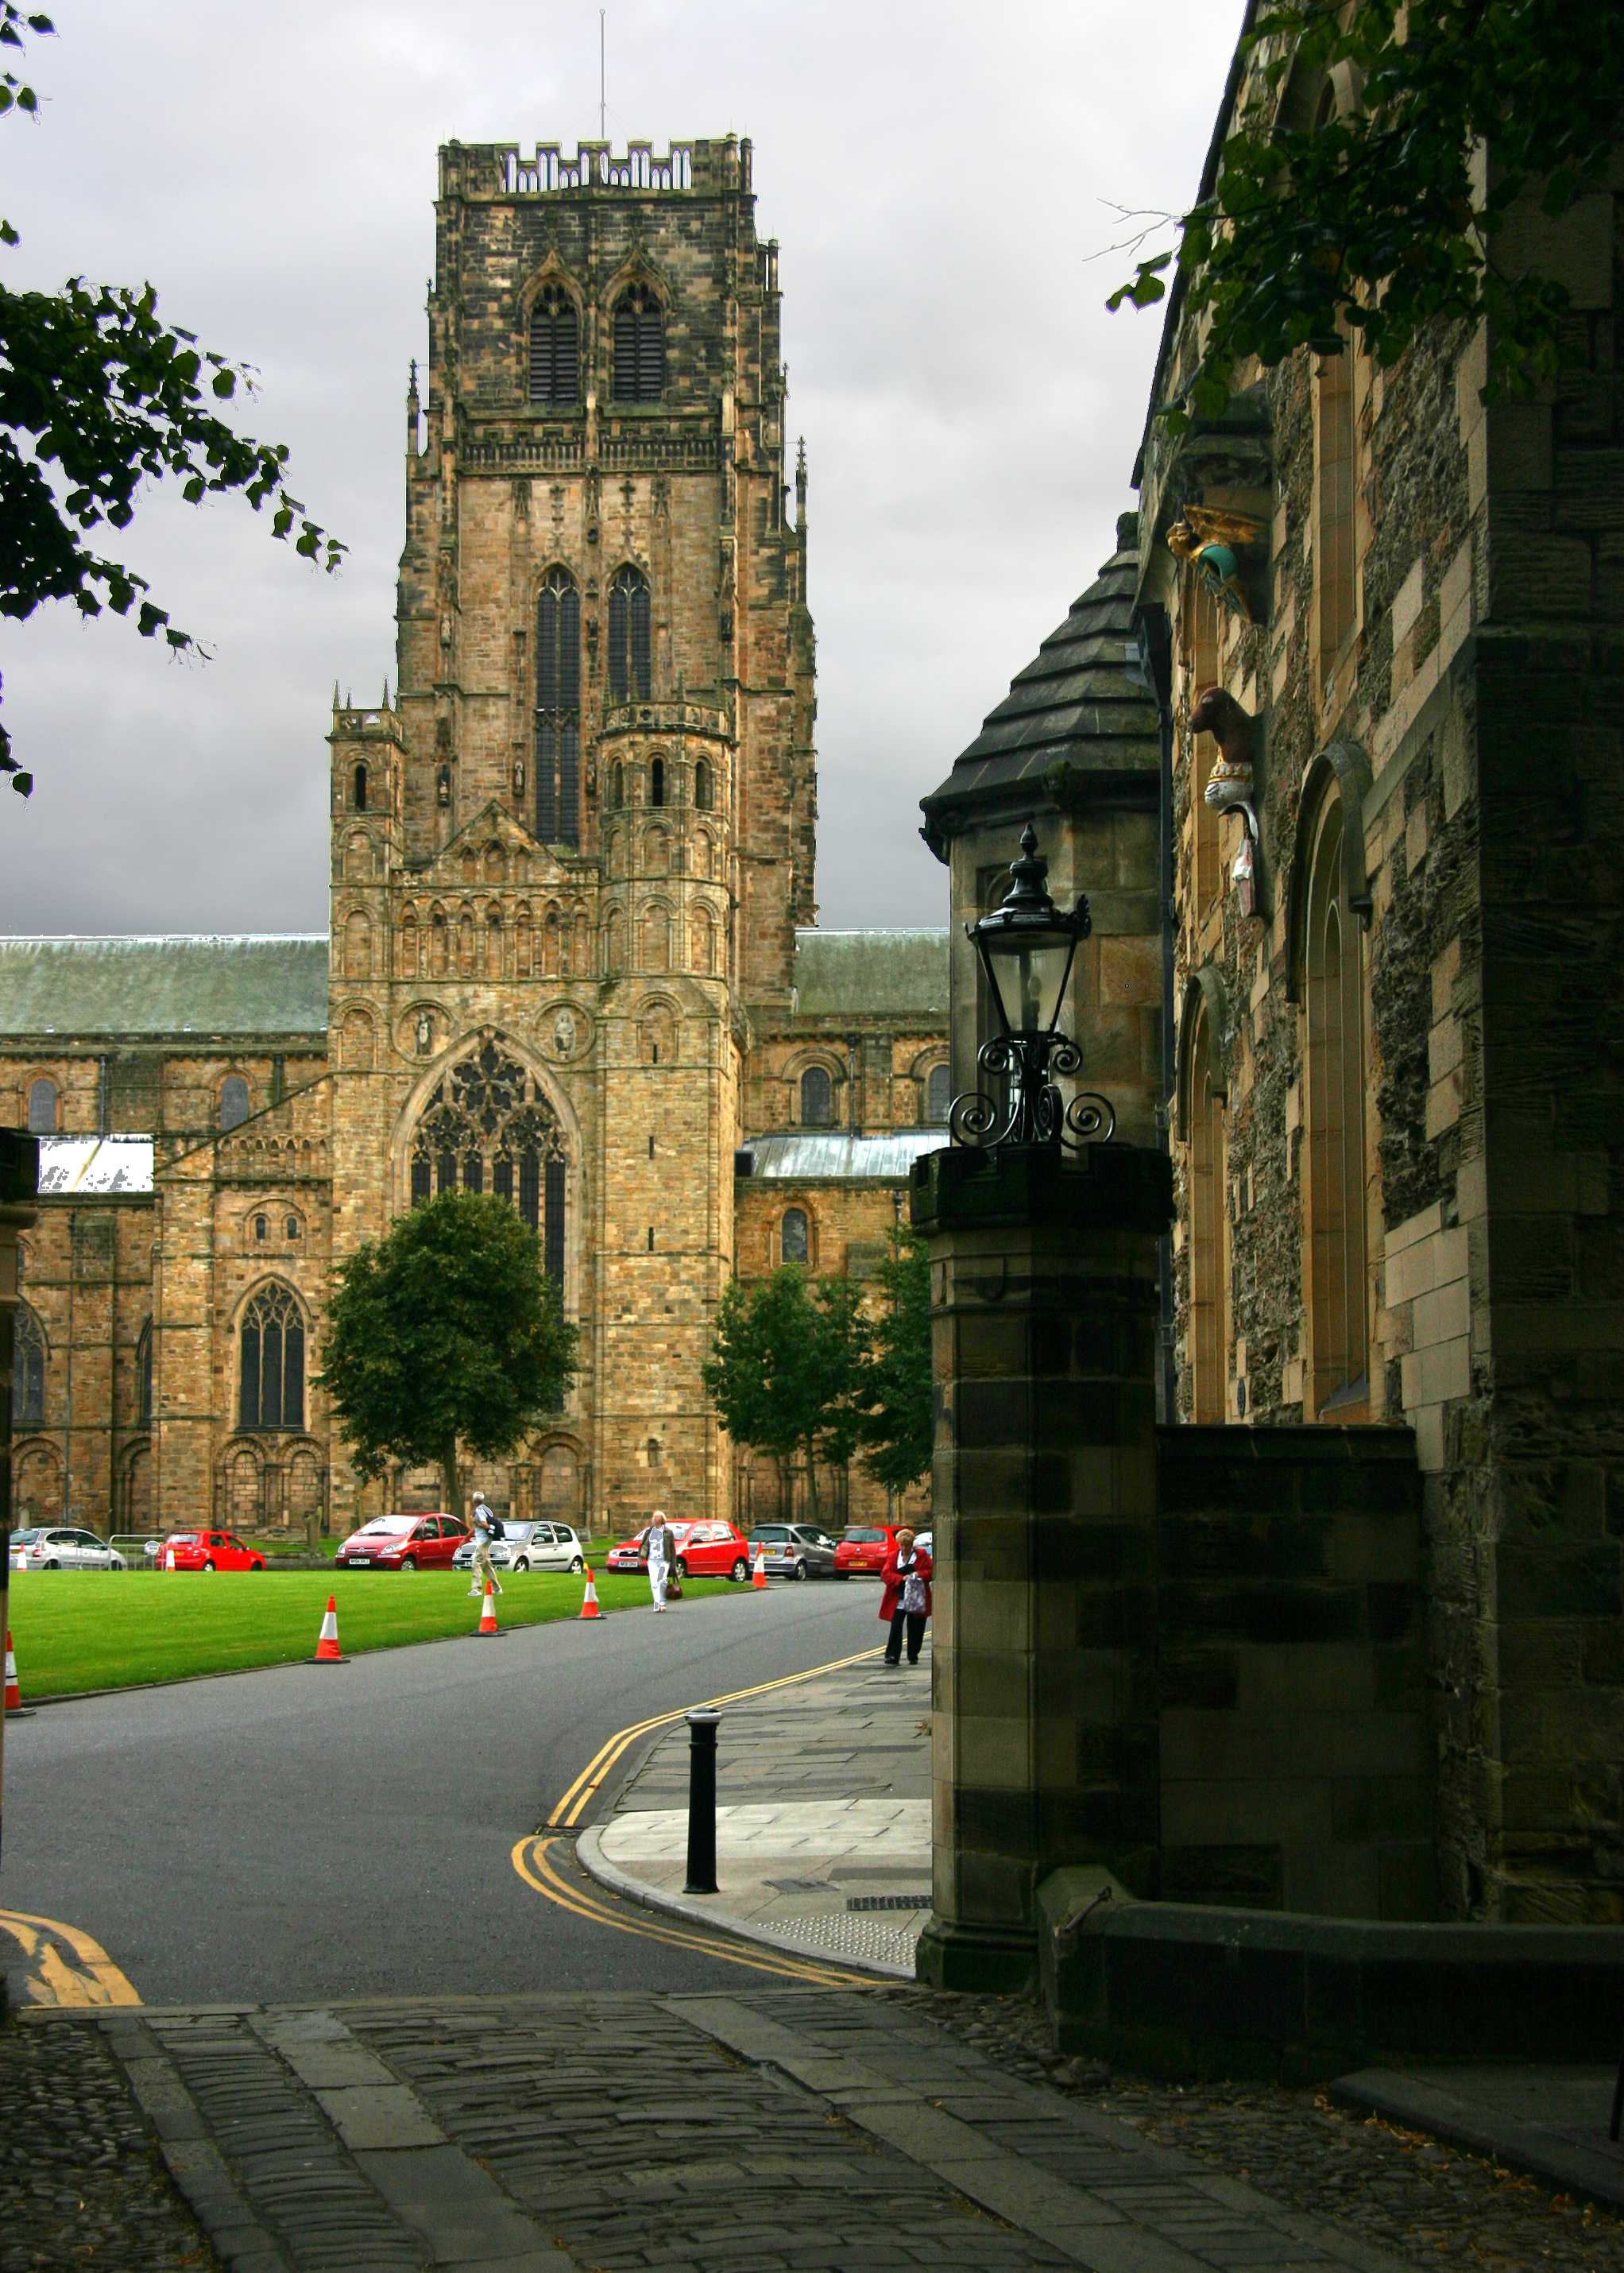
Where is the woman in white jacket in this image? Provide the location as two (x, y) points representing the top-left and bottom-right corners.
(646, 1508), (671, 1613)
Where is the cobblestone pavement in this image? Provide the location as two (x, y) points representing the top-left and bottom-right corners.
(0, 2012), (220, 2272)
(899, 1988), (1624, 2273)
(11, 1982), (1624, 2271)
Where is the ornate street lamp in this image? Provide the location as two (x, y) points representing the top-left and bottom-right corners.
(952, 823), (1116, 1149)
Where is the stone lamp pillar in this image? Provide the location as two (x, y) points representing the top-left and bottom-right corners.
(912, 1140), (1173, 1992)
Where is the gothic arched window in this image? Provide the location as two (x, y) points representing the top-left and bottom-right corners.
(612, 761), (624, 809)
(26, 1077), (56, 1135)
(800, 1065), (833, 1126)
(781, 1209), (809, 1266)
(408, 1042), (569, 1286)
(1187, 998), (1230, 1424)
(536, 567), (582, 847)
(1303, 796), (1368, 1415)
(136, 1318), (153, 1427)
(353, 763), (368, 812)
(651, 756), (665, 808)
(218, 1075), (250, 1131)
(238, 1282), (305, 1433)
(10, 1303), (44, 1426)
(694, 757), (713, 811)
(611, 285), (663, 404)
(607, 567), (652, 704)
(926, 1063), (952, 1125)
(528, 285), (579, 406)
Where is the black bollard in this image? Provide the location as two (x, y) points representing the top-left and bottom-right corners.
(684, 1708), (721, 1893)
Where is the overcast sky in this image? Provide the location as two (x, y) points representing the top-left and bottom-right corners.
(0, 0), (1242, 938)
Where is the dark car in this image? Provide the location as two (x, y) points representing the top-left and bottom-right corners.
(745, 1523), (837, 1580)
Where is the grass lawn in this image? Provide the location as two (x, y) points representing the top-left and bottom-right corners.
(4, 1567), (737, 1699)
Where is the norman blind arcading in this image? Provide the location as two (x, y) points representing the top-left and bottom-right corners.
(607, 566), (652, 703)
(612, 286), (663, 404)
(529, 286), (579, 406)
(536, 567), (582, 846)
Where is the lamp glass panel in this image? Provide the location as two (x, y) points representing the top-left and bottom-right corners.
(983, 933), (1073, 1035)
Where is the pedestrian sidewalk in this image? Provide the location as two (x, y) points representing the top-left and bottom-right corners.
(579, 1637), (933, 1975)
(18, 1984), (1433, 2273)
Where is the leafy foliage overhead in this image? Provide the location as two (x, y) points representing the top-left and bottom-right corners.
(701, 1266), (868, 1520)
(854, 1229), (933, 1497)
(1109, 0), (1624, 432)
(316, 1191), (578, 1524)
(0, 4), (343, 794)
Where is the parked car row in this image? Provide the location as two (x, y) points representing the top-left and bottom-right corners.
(334, 1513), (589, 1573)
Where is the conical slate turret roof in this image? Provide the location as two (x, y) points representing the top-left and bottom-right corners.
(920, 517), (1158, 854)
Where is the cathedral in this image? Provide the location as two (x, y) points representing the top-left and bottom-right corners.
(1, 138), (948, 1543)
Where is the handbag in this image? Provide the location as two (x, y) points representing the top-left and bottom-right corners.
(666, 1572), (683, 1600)
(900, 1564), (926, 1616)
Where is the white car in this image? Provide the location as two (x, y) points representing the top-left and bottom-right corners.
(450, 1520), (586, 1574)
(10, 1525), (126, 1571)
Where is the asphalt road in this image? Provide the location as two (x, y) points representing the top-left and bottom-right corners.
(0, 1578), (884, 2005)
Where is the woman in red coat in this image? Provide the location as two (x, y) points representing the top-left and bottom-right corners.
(879, 1526), (932, 1666)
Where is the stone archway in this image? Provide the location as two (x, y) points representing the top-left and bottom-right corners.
(536, 1444), (580, 1522)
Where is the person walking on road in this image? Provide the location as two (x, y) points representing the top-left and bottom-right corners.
(646, 1508), (672, 1613)
(880, 1526), (931, 1665)
(468, 1491), (504, 1598)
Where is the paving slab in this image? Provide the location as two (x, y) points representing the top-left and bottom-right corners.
(1333, 2062), (1624, 2212)
(580, 1646), (934, 1974)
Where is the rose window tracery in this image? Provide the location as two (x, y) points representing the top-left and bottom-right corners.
(408, 1042), (567, 1283)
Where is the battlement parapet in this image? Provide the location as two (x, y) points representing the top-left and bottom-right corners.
(441, 137), (753, 203)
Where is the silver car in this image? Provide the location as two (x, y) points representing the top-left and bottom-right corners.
(744, 1522), (837, 1581)
(451, 1520), (586, 1575)
(10, 1525), (126, 1571)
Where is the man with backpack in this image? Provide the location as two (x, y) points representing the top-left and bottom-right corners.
(468, 1490), (505, 1598)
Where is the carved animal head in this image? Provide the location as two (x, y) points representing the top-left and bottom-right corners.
(1189, 685), (1255, 773)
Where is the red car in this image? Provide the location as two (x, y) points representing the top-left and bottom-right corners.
(833, 1524), (901, 1578)
(158, 1529), (265, 1573)
(335, 1514), (468, 1571)
(606, 1519), (752, 1583)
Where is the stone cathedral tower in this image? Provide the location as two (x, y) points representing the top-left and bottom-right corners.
(325, 137), (815, 1534)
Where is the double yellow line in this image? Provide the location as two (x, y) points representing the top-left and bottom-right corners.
(545, 1643), (884, 1829)
(511, 1834), (871, 1986)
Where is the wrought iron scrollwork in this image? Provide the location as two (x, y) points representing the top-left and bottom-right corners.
(949, 1034), (1116, 1154)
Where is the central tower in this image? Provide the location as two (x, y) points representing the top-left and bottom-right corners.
(326, 136), (815, 1535)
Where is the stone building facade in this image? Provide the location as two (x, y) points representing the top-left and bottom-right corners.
(2, 138), (947, 1544)
(1135, 25), (1624, 1922)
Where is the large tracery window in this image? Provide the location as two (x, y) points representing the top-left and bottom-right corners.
(408, 1042), (568, 1285)
(536, 567), (582, 846)
(607, 567), (652, 704)
(10, 1303), (44, 1426)
(528, 285), (578, 406)
(239, 1283), (305, 1433)
(612, 285), (663, 404)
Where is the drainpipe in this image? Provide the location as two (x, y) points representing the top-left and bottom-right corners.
(1131, 606), (1178, 1427)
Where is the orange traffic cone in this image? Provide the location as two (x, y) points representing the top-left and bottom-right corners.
(578, 1564), (602, 1619)
(752, 1547), (768, 1590)
(314, 1593), (347, 1663)
(4, 1628), (25, 1713)
(475, 1579), (501, 1638)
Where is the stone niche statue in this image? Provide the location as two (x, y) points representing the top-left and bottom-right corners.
(1191, 685), (1260, 917)
(552, 1009), (576, 1059)
(415, 1012), (435, 1056)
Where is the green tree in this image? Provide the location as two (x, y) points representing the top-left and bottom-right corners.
(1109, 1), (1624, 428)
(316, 1191), (578, 1526)
(856, 1228), (933, 1497)
(0, 6), (342, 795)
(701, 1266), (867, 1524)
